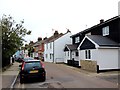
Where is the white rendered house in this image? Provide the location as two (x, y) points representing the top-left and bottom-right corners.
(44, 30), (72, 63)
(78, 35), (120, 71)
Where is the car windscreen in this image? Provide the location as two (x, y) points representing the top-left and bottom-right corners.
(24, 58), (34, 61)
(24, 61), (42, 70)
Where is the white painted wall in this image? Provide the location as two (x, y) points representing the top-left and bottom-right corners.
(44, 42), (54, 62)
(118, 48), (120, 69)
(64, 51), (71, 63)
(118, 1), (120, 15)
(93, 49), (119, 70)
(44, 32), (72, 63)
(54, 32), (72, 63)
(80, 48), (119, 70)
(24, 50), (28, 57)
(33, 52), (38, 58)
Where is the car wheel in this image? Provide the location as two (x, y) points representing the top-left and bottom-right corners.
(20, 78), (24, 84)
(20, 76), (24, 84)
(42, 75), (46, 82)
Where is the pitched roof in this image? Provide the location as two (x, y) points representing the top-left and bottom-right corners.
(44, 33), (64, 44)
(87, 35), (119, 47)
(64, 44), (79, 51)
(71, 15), (120, 37)
(33, 39), (46, 47)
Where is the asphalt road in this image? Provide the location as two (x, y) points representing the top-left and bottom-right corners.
(96, 73), (119, 84)
(13, 62), (119, 89)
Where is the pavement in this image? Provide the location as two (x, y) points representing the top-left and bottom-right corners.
(0, 62), (20, 90)
(0, 61), (119, 89)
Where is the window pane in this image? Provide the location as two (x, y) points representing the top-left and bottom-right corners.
(76, 51), (79, 56)
(88, 50), (91, 59)
(85, 50), (91, 59)
(24, 62), (41, 70)
(85, 50), (87, 59)
(75, 37), (80, 43)
(102, 26), (109, 36)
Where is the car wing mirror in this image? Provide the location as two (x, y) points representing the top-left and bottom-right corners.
(19, 65), (22, 67)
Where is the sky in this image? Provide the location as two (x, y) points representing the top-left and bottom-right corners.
(0, 0), (120, 45)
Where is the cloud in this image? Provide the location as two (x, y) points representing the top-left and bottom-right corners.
(0, 0), (119, 44)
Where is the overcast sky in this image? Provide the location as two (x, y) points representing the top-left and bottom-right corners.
(0, 0), (119, 44)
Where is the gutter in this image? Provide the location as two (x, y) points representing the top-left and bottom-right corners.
(98, 47), (119, 49)
(10, 71), (19, 89)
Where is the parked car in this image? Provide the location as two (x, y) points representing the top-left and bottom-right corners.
(15, 57), (23, 63)
(19, 59), (46, 84)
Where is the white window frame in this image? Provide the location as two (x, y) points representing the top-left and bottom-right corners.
(46, 44), (48, 49)
(102, 26), (109, 36)
(65, 52), (66, 56)
(68, 51), (69, 56)
(85, 50), (91, 59)
(75, 37), (80, 43)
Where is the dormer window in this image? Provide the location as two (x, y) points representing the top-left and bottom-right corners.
(75, 37), (80, 43)
(102, 26), (109, 36)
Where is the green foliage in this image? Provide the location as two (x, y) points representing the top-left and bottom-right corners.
(28, 46), (34, 57)
(1, 14), (31, 59)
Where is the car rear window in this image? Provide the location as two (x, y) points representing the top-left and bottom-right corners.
(24, 61), (42, 70)
(24, 58), (34, 61)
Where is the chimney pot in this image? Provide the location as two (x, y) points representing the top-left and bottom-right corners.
(100, 19), (104, 23)
(54, 30), (59, 36)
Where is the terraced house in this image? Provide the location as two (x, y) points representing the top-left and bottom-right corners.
(44, 30), (72, 63)
(33, 37), (46, 60)
(64, 15), (120, 72)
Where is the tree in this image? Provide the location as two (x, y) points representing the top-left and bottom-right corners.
(28, 41), (34, 57)
(1, 14), (31, 67)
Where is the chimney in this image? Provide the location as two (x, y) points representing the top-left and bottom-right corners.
(29, 41), (34, 45)
(38, 37), (42, 41)
(43, 37), (47, 40)
(100, 19), (104, 24)
(54, 30), (59, 36)
(60, 33), (63, 35)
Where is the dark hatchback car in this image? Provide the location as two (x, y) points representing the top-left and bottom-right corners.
(19, 60), (46, 84)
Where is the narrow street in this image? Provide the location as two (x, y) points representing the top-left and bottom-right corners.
(13, 62), (118, 88)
